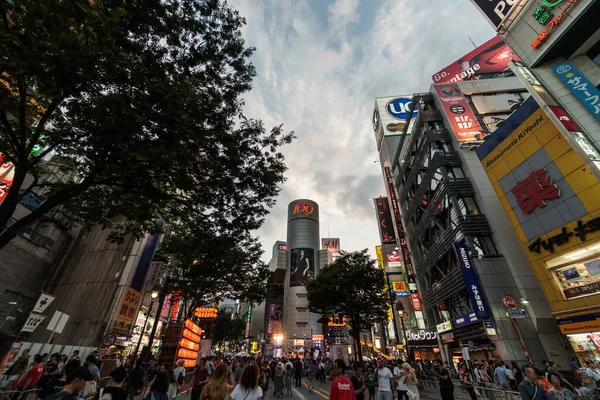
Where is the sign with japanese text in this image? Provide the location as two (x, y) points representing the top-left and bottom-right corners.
(511, 168), (560, 214)
(556, 312), (600, 334)
(21, 313), (46, 332)
(376, 246), (385, 271)
(532, 0), (579, 49)
(392, 281), (408, 294)
(436, 321), (452, 333)
(114, 287), (141, 333)
(386, 253), (402, 268)
(564, 281), (600, 299)
(455, 243), (489, 318)
(528, 216), (600, 254)
(374, 197), (396, 244)
(433, 84), (482, 142)
(407, 330), (437, 346)
(454, 312), (480, 328)
(143, 261), (166, 294)
(410, 293), (422, 311)
(432, 36), (519, 83)
(552, 61), (600, 121)
(322, 238), (341, 256)
(383, 167), (415, 279)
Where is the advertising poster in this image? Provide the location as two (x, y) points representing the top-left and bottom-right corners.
(0, 153), (15, 205)
(374, 95), (418, 149)
(267, 304), (283, 334)
(433, 36), (519, 83)
(374, 197), (396, 243)
(433, 84), (482, 142)
(290, 248), (314, 287)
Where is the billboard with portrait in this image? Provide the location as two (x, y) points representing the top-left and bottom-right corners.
(267, 304), (283, 334)
(432, 36), (519, 84)
(290, 248), (315, 287)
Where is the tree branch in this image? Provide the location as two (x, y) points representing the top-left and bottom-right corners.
(0, 109), (20, 157)
(17, 170), (39, 201)
(26, 98), (62, 155)
(17, 76), (27, 143)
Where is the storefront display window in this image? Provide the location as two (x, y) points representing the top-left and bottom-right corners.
(567, 333), (600, 364)
(546, 242), (600, 300)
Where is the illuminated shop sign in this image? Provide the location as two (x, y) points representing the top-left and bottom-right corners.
(392, 281), (409, 296)
(292, 201), (315, 217)
(528, 216), (600, 253)
(407, 330), (438, 346)
(386, 253), (402, 268)
(375, 197), (396, 244)
(436, 321), (452, 333)
(556, 312), (600, 334)
(454, 312), (480, 328)
(433, 84), (483, 143)
(511, 168), (560, 214)
(455, 243), (489, 318)
(552, 61), (600, 121)
(411, 293), (422, 311)
(532, 0), (579, 49)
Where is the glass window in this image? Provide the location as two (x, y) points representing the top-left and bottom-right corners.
(464, 197), (480, 215)
(546, 242), (600, 300)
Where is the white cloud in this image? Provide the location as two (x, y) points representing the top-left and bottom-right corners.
(229, 0), (495, 262)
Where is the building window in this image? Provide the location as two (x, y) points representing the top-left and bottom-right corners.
(586, 39), (600, 70)
(546, 241), (600, 300)
(296, 293), (307, 298)
(296, 307), (307, 312)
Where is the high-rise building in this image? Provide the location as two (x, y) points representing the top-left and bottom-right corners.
(470, 0), (600, 367)
(373, 37), (573, 366)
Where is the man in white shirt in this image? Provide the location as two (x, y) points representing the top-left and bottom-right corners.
(375, 361), (394, 400)
(393, 364), (408, 400)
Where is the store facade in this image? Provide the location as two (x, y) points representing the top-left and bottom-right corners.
(477, 96), (600, 365)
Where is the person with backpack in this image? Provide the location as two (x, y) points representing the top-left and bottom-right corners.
(174, 359), (186, 387)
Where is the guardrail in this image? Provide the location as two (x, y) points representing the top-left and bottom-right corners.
(0, 389), (40, 400)
(416, 378), (520, 400)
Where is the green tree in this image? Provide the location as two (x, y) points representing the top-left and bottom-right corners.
(212, 309), (246, 344)
(306, 249), (389, 361)
(0, 0), (293, 248)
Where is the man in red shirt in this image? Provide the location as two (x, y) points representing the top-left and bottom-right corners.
(330, 359), (356, 400)
(15, 354), (44, 390)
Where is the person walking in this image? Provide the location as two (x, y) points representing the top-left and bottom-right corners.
(308, 360), (318, 393)
(15, 354), (44, 391)
(229, 364), (263, 400)
(284, 364), (293, 396)
(125, 359), (145, 400)
(44, 367), (95, 400)
(330, 359), (355, 400)
(164, 366), (179, 400)
(393, 362), (408, 400)
(365, 365), (376, 400)
(293, 359), (302, 388)
(460, 364), (476, 400)
(274, 360), (284, 397)
(100, 367), (128, 400)
(494, 362), (510, 390)
(433, 360), (454, 400)
(375, 361), (394, 400)
(144, 372), (170, 400)
(519, 366), (547, 400)
(200, 364), (235, 400)
(402, 363), (419, 400)
(547, 372), (575, 400)
(350, 362), (367, 400)
(192, 359), (209, 400)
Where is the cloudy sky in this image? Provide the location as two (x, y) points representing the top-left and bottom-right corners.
(228, 0), (495, 262)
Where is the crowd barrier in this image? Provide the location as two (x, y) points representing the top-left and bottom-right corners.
(417, 378), (520, 400)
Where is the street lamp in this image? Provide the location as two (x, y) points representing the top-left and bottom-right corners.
(133, 284), (162, 361)
(0, 302), (18, 331)
(395, 301), (410, 360)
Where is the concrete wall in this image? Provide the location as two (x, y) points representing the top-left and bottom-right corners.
(27, 225), (137, 348)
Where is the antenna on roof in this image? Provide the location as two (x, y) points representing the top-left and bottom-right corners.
(468, 36), (477, 49)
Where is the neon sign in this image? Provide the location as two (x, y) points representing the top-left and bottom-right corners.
(532, 0), (578, 49)
(292, 201), (314, 217)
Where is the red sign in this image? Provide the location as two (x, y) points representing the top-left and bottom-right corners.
(8, 347), (20, 363)
(503, 296), (518, 309)
(171, 290), (182, 319)
(433, 84), (482, 142)
(387, 253), (401, 263)
(549, 106), (579, 132)
(432, 36), (520, 83)
(532, 0), (579, 49)
(510, 168), (560, 214)
(375, 197), (396, 244)
(590, 334), (600, 351)
(411, 293), (422, 311)
(101, 333), (117, 347)
(292, 201), (314, 217)
(278, 243), (287, 250)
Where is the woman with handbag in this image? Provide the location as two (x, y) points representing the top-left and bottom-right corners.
(402, 363), (419, 400)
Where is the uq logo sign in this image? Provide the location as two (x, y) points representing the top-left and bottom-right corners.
(385, 97), (418, 121)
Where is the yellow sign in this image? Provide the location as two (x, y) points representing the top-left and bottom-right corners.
(376, 246), (384, 270)
(392, 281), (407, 292)
(114, 287), (141, 333)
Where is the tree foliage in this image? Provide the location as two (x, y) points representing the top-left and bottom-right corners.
(306, 249), (389, 361)
(0, 0), (293, 248)
(212, 309), (246, 344)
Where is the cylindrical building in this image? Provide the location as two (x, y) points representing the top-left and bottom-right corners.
(283, 199), (321, 352)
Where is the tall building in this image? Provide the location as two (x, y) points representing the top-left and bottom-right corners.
(283, 199), (327, 353)
(373, 37), (573, 366)
(470, 0), (600, 366)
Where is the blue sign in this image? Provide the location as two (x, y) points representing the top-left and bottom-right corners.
(454, 242), (489, 319)
(508, 309), (526, 318)
(484, 320), (495, 329)
(454, 312), (479, 328)
(385, 97), (418, 121)
(552, 61), (600, 121)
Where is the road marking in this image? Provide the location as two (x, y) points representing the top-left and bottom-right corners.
(292, 387), (310, 400)
(300, 381), (328, 399)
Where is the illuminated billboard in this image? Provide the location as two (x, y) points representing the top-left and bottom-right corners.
(433, 83), (482, 142)
(290, 248), (315, 287)
(374, 95), (418, 150)
(374, 197), (396, 244)
(476, 96), (600, 312)
(267, 304), (283, 334)
(432, 36), (519, 84)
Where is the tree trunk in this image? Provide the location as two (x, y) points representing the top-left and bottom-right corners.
(353, 315), (363, 362)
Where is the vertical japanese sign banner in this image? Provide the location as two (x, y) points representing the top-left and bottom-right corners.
(374, 197), (396, 244)
(454, 243), (489, 319)
(114, 287), (141, 333)
(434, 84), (482, 142)
(552, 61), (600, 121)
